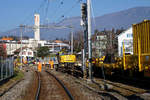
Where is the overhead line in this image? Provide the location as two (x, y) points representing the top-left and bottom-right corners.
(55, 0), (82, 24)
(50, 0), (64, 21)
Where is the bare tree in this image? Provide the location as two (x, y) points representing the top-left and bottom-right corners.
(70, 30), (84, 53)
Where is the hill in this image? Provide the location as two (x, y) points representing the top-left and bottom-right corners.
(1, 6), (150, 40)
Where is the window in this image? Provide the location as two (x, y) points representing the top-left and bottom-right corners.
(23, 51), (26, 55)
(28, 52), (32, 55)
(96, 36), (100, 40)
(127, 33), (133, 38)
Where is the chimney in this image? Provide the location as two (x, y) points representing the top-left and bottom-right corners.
(34, 14), (40, 41)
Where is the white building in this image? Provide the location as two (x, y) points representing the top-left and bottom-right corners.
(5, 41), (28, 55)
(118, 27), (133, 56)
(2, 38), (70, 56)
(19, 48), (34, 58)
(44, 40), (70, 53)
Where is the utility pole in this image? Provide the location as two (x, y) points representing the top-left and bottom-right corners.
(52, 42), (54, 53)
(71, 29), (74, 54)
(20, 25), (23, 70)
(87, 0), (92, 81)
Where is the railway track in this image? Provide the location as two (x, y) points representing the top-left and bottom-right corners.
(35, 70), (74, 100)
(45, 71), (74, 100)
(35, 71), (40, 100)
(94, 77), (150, 99)
(74, 78), (126, 100)
(111, 75), (150, 90)
(56, 68), (128, 99)
(0, 79), (22, 97)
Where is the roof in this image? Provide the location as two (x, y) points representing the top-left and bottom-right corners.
(118, 27), (132, 37)
(14, 47), (28, 54)
(1, 37), (13, 40)
(54, 40), (63, 43)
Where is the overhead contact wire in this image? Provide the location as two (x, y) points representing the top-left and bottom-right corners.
(56, 0), (81, 24)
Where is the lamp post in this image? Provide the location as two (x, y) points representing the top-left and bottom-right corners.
(71, 28), (74, 54)
(20, 25), (23, 70)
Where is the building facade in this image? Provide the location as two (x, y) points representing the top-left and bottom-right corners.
(44, 40), (70, 53)
(118, 27), (133, 56)
(19, 48), (34, 58)
(1, 38), (70, 56)
(92, 33), (107, 57)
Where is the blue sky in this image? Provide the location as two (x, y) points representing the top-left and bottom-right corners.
(0, 0), (150, 32)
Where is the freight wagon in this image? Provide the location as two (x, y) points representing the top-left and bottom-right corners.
(92, 20), (150, 78)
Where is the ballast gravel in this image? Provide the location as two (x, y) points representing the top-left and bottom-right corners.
(49, 69), (103, 100)
(0, 68), (33, 100)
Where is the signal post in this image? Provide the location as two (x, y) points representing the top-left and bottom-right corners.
(81, 3), (88, 79)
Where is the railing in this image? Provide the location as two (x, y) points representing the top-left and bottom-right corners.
(0, 57), (14, 82)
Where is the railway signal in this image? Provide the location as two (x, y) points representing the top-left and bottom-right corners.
(81, 3), (87, 20)
(81, 3), (88, 79)
(81, 0), (92, 81)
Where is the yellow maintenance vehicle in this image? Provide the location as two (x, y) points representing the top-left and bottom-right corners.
(56, 51), (77, 73)
(92, 20), (150, 78)
(56, 50), (83, 76)
(55, 20), (150, 78)
(59, 55), (76, 63)
(125, 20), (150, 77)
(119, 20), (150, 77)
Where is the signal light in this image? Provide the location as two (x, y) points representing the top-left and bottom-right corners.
(81, 3), (87, 19)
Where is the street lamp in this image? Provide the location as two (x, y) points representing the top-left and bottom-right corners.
(20, 25), (23, 70)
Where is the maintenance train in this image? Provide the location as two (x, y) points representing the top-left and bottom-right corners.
(56, 20), (150, 79)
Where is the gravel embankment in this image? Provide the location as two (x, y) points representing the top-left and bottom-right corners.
(49, 69), (150, 100)
(49, 69), (103, 100)
(0, 68), (33, 100)
(94, 78), (150, 100)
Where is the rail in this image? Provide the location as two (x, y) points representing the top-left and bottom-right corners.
(35, 71), (41, 100)
(45, 71), (74, 100)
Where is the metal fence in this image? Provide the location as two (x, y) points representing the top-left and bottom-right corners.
(0, 57), (14, 81)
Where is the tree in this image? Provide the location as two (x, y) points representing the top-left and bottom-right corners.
(73, 30), (84, 53)
(94, 29), (99, 34)
(0, 44), (7, 59)
(116, 28), (125, 35)
(37, 46), (49, 59)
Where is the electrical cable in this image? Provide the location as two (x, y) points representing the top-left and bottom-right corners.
(91, 0), (106, 85)
(50, 0), (64, 22)
(91, 0), (97, 32)
(18, 0), (49, 37)
(39, 0), (50, 24)
(22, 0), (48, 25)
(37, 0), (48, 13)
(43, 0), (50, 24)
(56, 0), (82, 24)
(10, 0), (82, 39)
